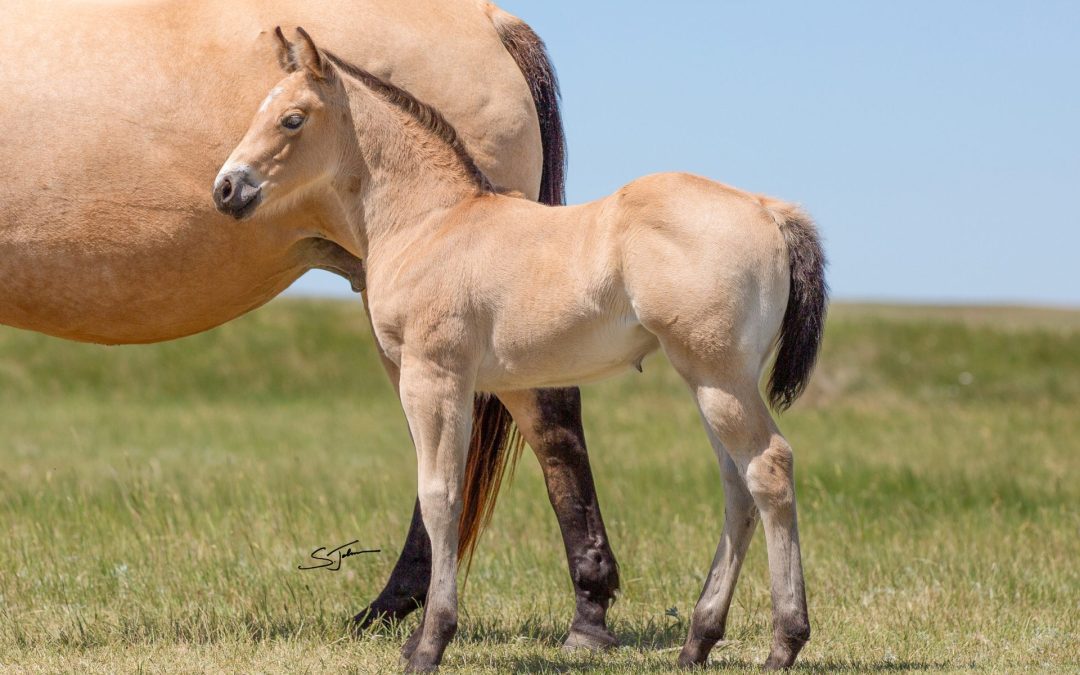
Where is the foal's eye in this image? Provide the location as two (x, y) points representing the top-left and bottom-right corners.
(281, 113), (306, 131)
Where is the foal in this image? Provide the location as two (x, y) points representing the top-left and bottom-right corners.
(216, 28), (827, 672)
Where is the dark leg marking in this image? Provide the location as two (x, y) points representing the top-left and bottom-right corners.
(530, 388), (620, 650)
(353, 499), (430, 630)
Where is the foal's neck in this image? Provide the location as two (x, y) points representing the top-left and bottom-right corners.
(335, 67), (484, 256)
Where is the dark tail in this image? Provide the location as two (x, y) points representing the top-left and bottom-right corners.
(763, 199), (829, 412)
(456, 7), (567, 572)
(488, 4), (567, 206)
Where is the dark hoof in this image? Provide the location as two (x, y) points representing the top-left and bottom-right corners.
(764, 622), (809, 670)
(763, 642), (804, 670)
(352, 606), (391, 632)
(403, 658), (439, 673)
(677, 638), (714, 668)
(403, 641), (445, 673)
(563, 625), (618, 651)
(353, 597), (424, 633)
(401, 625), (424, 662)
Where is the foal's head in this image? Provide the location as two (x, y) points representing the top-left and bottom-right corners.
(213, 28), (350, 220)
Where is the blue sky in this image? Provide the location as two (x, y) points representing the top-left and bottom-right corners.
(290, 1), (1080, 306)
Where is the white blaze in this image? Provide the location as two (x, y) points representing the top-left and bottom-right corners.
(258, 86), (284, 113)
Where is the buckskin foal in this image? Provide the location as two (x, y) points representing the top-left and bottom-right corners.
(217, 29), (827, 671)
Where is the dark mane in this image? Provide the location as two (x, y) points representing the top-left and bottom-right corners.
(322, 50), (496, 194)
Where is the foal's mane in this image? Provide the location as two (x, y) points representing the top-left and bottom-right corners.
(322, 50), (497, 194)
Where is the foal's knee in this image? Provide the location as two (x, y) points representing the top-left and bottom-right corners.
(743, 437), (796, 513)
(418, 484), (462, 533)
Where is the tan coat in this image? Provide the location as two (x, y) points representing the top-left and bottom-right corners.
(221, 32), (828, 671)
(0, 0), (541, 343)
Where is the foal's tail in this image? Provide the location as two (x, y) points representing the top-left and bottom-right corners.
(763, 198), (829, 412)
(488, 3), (567, 206)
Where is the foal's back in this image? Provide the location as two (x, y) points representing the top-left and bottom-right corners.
(404, 172), (791, 390)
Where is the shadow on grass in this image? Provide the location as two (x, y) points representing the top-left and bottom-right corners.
(474, 653), (953, 674)
(479, 652), (955, 674)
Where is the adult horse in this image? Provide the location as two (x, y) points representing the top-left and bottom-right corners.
(0, 0), (620, 650)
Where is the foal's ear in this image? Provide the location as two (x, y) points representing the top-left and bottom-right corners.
(272, 26), (327, 80)
(293, 27), (327, 80)
(273, 26), (296, 73)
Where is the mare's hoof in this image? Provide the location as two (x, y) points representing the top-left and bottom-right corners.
(677, 642), (711, 668)
(563, 625), (618, 651)
(352, 606), (390, 632)
(400, 626), (424, 662)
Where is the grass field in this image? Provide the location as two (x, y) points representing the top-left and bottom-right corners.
(1, 299), (1077, 673)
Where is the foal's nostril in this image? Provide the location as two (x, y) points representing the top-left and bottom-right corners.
(214, 170), (261, 218)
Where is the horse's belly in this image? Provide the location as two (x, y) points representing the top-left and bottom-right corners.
(0, 212), (306, 344)
(478, 316), (660, 392)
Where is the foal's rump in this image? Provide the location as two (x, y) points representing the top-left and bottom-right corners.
(617, 173), (825, 400)
(619, 174), (789, 344)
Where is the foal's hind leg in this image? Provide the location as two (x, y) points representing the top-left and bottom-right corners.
(678, 442), (759, 666)
(677, 375), (809, 669)
(498, 388), (620, 650)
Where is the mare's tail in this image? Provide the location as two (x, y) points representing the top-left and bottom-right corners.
(488, 3), (567, 206)
(457, 5), (568, 572)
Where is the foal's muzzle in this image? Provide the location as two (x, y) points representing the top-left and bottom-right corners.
(213, 169), (262, 220)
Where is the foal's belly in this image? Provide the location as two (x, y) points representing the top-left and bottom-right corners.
(477, 315), (660, 392)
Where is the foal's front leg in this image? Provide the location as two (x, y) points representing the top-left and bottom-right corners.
(397, 359), (475, 672)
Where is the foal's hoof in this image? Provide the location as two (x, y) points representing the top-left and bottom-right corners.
(563, 625), (618, 651)
(403, 644), (444, 673)
(763, 641), (805, 670)
(763, 624), (809, 670)
(763, 651), (797, 670)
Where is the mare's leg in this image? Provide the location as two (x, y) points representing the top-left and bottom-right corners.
(397, 359), (474, 672)
(497, 388), (620, 650)
(678, 441), (759, 666)
(355, 497), (431, 629)
(679, 375), (810, 669)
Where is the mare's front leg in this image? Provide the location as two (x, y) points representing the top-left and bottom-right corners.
(497, 388), (620, 649)
(397, 358), (475, 672)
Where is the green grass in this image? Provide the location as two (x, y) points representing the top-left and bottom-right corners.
(1, 300), (1077, 673)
